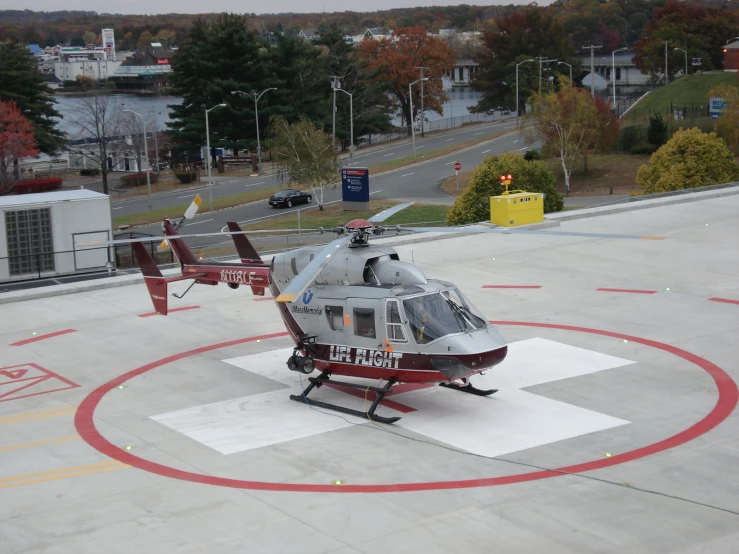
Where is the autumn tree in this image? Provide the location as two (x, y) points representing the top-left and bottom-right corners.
(83, 31), (96, 44)
(267, 115), (340, 210)
(137, 30), (154, 49)
(0, 99), (39, 191)
(633, 1), (739, 80)
(472, 8), (577, 114)
(525, 83), (599, 196)
(582, 95), (621, 171)
(636, 128), (739, 193)
(317, 26), (392, 147)
(69, 92), (120, 194)
(359, 27), (456, 128)
(0, 40), (65, 156)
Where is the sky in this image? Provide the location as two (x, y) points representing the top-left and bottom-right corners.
(1, 0), (542, 16)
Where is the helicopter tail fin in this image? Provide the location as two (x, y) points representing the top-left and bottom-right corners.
(132, 242), (168, 315)
(226, 221), (262, 262)
(162, 218), (197, 266)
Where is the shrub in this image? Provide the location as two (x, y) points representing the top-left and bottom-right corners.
(10, 177), (63, 194)
(636, 127), (739, 194)
(523, 150), (541, 161)
(617, 125), (648, 152)
(80, 167), (99, 176)
(647, 112), (668, 147)
(630, 144), (658, 155)
(119, 172), (159, 187)
(175, 171), (199, 184)
(447, 152), (563, 225)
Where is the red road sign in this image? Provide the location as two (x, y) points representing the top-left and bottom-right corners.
(454, 161), (462, 171)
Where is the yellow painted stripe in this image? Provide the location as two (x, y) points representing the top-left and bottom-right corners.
(0, 436), (81, 453)
(193, 194), (202, 207)
(275, 293), (296, 303)
(0, 464), (128, 489)
(0, 406), (76, 419)
(0, 408), (76, 425)
(640, 236), (664, 240)
(0, 460), (123, 483)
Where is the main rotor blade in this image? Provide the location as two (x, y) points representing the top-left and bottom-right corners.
(274, 235), (352, 303)
(369, 202), (414, 223)
(79, 228), (323, 247)
(397, 226), (663, 240)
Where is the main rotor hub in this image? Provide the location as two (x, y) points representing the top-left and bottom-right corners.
(345, 219), (374, 231)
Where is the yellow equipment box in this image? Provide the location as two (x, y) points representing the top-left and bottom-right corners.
(490, 191), (544, 227)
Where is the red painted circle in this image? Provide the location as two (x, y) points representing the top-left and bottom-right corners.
(75, 323), (738, 493)
(345, 219), (373, 230)
(454, 162), (462, 171)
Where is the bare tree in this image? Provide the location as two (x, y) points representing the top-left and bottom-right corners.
(68, 92), (120, 194)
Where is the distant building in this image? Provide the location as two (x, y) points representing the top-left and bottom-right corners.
(576, 50), (649, 89)
(110, 45), (176, 90)
(722, 40), (739, 70)
(364, 27), (391, 40)
(444, 59), (480, 87)
(26, 44), (42, 56)
(298, 28), (319, 41)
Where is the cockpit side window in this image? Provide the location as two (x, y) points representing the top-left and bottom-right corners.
(386, 300), (407, 342)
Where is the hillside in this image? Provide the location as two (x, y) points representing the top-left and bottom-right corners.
(626, 72), (739, 122)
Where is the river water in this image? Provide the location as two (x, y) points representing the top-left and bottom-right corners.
(52, 82), (484, 140)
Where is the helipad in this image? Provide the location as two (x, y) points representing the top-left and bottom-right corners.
(1, 190), (738, 553)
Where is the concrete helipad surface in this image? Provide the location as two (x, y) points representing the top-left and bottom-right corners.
(1, 191), (738, 554)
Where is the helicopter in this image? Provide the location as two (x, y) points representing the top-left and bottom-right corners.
(90, 193), (661, 424)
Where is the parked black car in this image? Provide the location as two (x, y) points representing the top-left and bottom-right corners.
(268, 189), (312, 208)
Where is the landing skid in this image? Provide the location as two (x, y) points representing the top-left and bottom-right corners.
(439, 380), (498, 396)
(290, 372), (401, 424)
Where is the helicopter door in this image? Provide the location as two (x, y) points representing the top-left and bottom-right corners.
(347, 298), (381, 349)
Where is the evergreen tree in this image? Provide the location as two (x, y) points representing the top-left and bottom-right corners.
(0, 40), (66, 155)
(166, 14), (272, 157)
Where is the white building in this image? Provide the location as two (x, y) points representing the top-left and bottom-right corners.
(0, 190), (112, 282)
(577, 50), (650, 89)
(54, 59), (122, 82)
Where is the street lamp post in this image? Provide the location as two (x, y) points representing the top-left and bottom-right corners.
(674, 48), (688, 78)
(414, 66), (429, 136)
(331, 81), (354, 160)
(204, 103), (226, 211)
(122, 107), (151, 210)
(537, 57), (558, 94)
(516, 59), (534, 124)
(612, 47), (628, 108)
(557, 61), (572, 86)
(409, 77), (428, 160)
(232, 88), (276, 176)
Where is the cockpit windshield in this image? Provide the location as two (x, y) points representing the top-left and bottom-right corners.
(402, 287), (488, 344)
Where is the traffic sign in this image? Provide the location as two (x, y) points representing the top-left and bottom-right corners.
(454, 161), (462, 171)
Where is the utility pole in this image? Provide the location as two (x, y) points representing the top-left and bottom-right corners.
(330, 76), (339, 154)
(582, 45), (602, 96)
(415, 66), (429, 136)
(612, 47), (628, 108)
(536, 56), (557, 94)
(664, 40), (670, 84)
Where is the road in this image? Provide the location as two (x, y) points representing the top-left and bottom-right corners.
(115, 119), (528, 247)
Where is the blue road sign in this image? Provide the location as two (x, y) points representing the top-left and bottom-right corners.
(341, 168), (370, 202)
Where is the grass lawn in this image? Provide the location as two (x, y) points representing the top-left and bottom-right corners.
(545, 154), (648, 195)
(239, 201), (450, 232)
(113, 186), (283, 228)
(625, 72), (737, 123)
